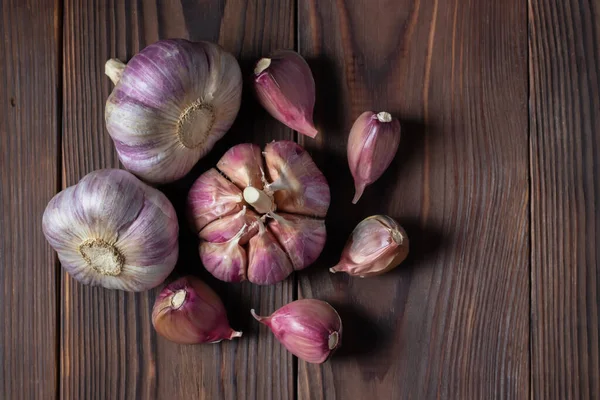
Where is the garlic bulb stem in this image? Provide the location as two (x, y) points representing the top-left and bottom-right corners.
(243, 186), (274, 214)
(105, 58), (126, 85)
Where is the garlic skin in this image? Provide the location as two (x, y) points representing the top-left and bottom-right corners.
(267, 213), (326, 270)
(189, 141), (329, 284)
(42, 169), (178, 291)
(264, 141), (330, 217)
(188, 168), (244, 232)
(347, 111), (401, 203)
(247, 220), (294, 285)
(152, 276), (242, 344)
(330, 215), (409, 277)
(253, 50), (318, 138)
(251, 299), (342, 364)
(105, 39), (242, 184)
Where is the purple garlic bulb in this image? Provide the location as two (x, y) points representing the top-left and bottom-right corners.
(105, 39), (242, 184)
(42, 169), (178, 291)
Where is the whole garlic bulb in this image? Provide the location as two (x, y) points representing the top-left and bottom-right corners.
(188, 141), (330, 285)
(105, 39), (243, 184)
(42, 169), (179, 291)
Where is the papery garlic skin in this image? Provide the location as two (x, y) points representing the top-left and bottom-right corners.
(251, 299), (342, 364)
(330, 215), (409, 277)
(247, 220), (294, 285)
(152, 276), (242, 344)
(105, 39), (242, 184)
(189, 141), (329, 285)
(42, 169), (178, 291)
(347, 111), (401, 203)
(253, 50), (318, 138)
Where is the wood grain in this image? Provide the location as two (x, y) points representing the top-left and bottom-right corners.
(0, 0), (60, 398)
(529, 0), (600, 398)
(297, 0), (530, 398)
(61, 1), (294, 399)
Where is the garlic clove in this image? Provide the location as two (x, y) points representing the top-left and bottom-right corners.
(199, 227), (248, 282)
(263, 141), (330, 217)
(247, 220), (294, 285)
(152, 276), (242, 344)
(253, 50), (318, 138)
(217, 143), (264, 189)
(268, 212), (326, 271)
(105, 39), (242, 184)
(251, 299), (342, 364)
(347, 111), (401, 203)
(330, 215), (409, 277)
(199, 206), (259, 245)
(42, 169), (179, 291)
(188, 168), (244, 232)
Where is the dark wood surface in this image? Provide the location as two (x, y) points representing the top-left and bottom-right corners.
(529, 0), (600, 398)
(0, 1), (60, 399)
(0, 0), (598, 399)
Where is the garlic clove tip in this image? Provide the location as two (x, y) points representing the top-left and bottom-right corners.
(352, 183), (366, 204)
(230, 330), (243, 339)
(254, 58), (272, 75)
(328, 331), (340, 350)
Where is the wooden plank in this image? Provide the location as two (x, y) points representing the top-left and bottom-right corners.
(0, 0), (60, 398)
(529, 0), (600, 398)
(61, 1), (294, 399)
(297, 1), (529, 398)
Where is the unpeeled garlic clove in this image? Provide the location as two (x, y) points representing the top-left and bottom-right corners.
(251, 299), (342, 364)
(247, 219), (294, 285)
(347, 111), (401, 203)
(330, 215), (409, 277)
(152, 276), (242, 344)
(268, 212), (326, 270)
(199, 227), (248, 282)
(253, 50), (318, 138)
(217, 143), (264, 189)
(199, 206), (259, 245)
(188, 168), (244, 232)
(264, 141), (330, 217)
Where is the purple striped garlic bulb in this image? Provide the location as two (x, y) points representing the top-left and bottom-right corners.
(105, 39), (242, 184)
(251, 299), (342, 364)
(189, 141), (329, 285)
(42, 169), (178, 291)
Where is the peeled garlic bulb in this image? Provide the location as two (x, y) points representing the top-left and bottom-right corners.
(251, 299), (342, 364)
(347, 111), (401, 203)
(42, 169), (179, 291)
(105, 39), (242, 184)
(330, 215), (408, 277)
(188, 142), (329, 285)
(152, 276), (242, 344)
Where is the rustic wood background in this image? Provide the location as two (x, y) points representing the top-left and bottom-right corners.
(1, 0), (598, 399)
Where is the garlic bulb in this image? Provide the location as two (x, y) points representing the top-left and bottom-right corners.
(347, 111), (401, 203)
(152, 276), (242, 344)
(251, 299), (342, 364)
(42, 169), (179, 291)
(189, 141), (329, 285)
(253, 50), (318, 138)
(330, 215), (408, 277)
(105, 39), (242, 184)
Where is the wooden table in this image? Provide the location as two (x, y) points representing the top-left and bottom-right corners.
(1, 1), (598, 399)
